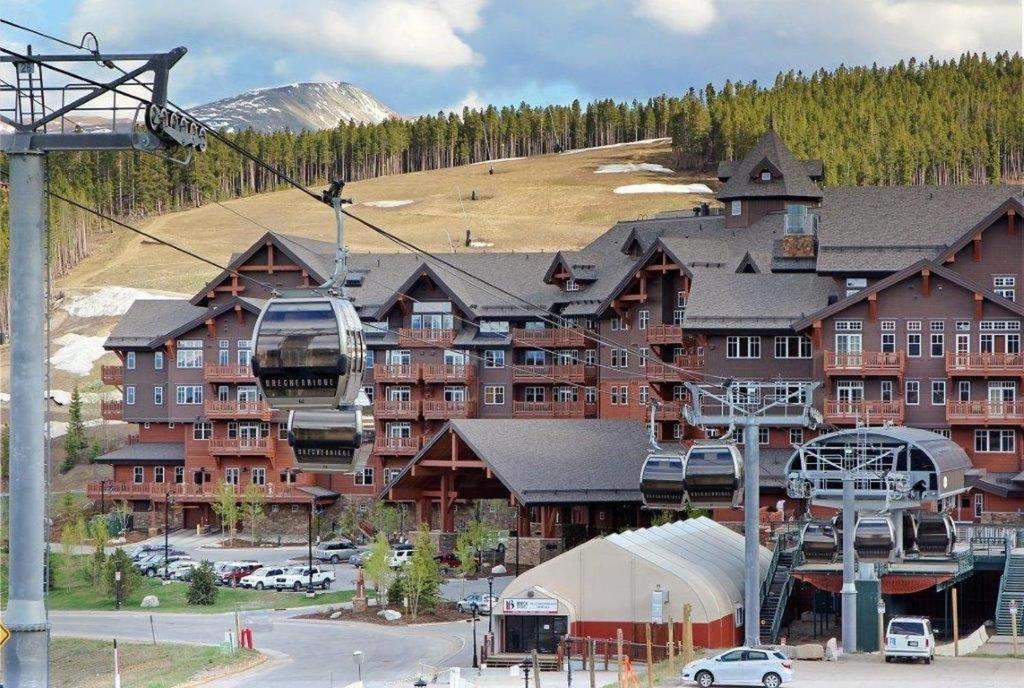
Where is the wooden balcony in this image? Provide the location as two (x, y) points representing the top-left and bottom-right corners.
(374, 363), (421, 383)
(101, 365), (123, 386)
(512, 328), (587, 348)
(422, 364), (475, 384)
(208, 438), (276, 457)
(203, 399), (273, 420)
(511, 364), (586, 383)
(823, 399), (905, 425)
(823, 351), (905, 378)
(373, 399), (420, 419)
(398, 328), (455, 348)
(654, 400), (686, 421)
(100, 400), (123, 420)
(645, 355), (704, 382)
(86, 481), (313, 503)
(945, 352), (1024, 378)
(946, 400), (1024, 425)
(373, 436), (422, 456)
(422, 399), (476, 419)
(512, 400), (586, 418)
(646, 325), (683, 345)
(204, 363), (254, 382)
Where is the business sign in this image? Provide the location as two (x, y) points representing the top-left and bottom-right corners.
(651, 589), (665, 624)
(502, 597), (559, 615)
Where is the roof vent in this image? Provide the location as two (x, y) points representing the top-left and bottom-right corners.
(827, 294), (839, 306)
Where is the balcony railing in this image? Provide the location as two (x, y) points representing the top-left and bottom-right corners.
(422, 364), (475, 384)
(823, 351), (905, 377)
(511, 364), (586, 383)
(398, 328), (455, 348)
(204, 363), (254, 382)
(946, 400), (1024, 425)
(101, 365), (124, 385)
(86, 481), (308, 502)
(646, 325), (684, 344)
(945, 352), (1024, 377)
(512, 400), (585, 418)
(824, 399), (905, 425)
(512, 328), (587, 348)
(373, 436), (421, 456)
(374, 363), (421, 383)
(100, 400), (123, 420)
(784, 212), (817, 236)
(208, 438), (276, 456)
(203, 399), (273, 420)
(422, 399), (476, 419)
(373, 399), (420, 419)
(654, 400), (686, 421)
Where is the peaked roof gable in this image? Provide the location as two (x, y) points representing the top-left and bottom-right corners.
(717, 130), (822, 201)
(372, 262), (476, 321)
(935, 196), (1024, 263)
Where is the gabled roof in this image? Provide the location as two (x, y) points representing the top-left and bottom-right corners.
(95, 442), (185, 465)
(373, 262), (477, 321)
(105, 300), (207, 350)
(793, 259), (1024, 330)
(934, 196), (1024, 263)
(717, 130), (822, 201)
(684, 270), (836, 331)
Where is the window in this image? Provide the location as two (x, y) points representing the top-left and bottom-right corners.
(934, 429), (951, 439)
(154, 466), (165, 484)
(835, 321), (863, 332)
(672, 308), (685, 326)
(907, 333), (922, 357)
(484, 385), (506, 405)
(133, 466), (144, 484)
(880, 380), (894, 403)
(237, 344), (252, 367)
(523, 350), (546, 366)
(251, 468), (266, 486)
(387, 422), (412, 439)
(227, 422), (238, 439)
(355, 468), (374, 486)
(789, 428), (803, 445)
(907, 320), (922, 331)
(638, 385), (649, 406)
(930, 333), (944, 357)
(975, 429), (1015, 453)
(727, 336), (761, 359)
(610, 349), (629, 368)
(737, 428), (770, 446)
(126, 352), (136, 370)
(845, 278), (867, 297)
(192, 422), (212, 440)
(905, 380), (920, 405)
(930, 320), (945, 332)
(565, 278), (580, 292)
(974, 493), (984, 518)
(880, 320), (896, 331)
(730, 200), (742, 216)
(218, 348), (229, 366)
(410, 308), (453, 331)
(994, 276), (1016, 301)
(958, 381), (971, 402)
(881, 333), (896, 353)
(387, 349), (411, 365)
(610, 316), (628, 332)
(585, 387), (598, 404)
(443, 386), (466, 402)
(153, 386), (164, 405)
(524, 386), (546, 403)
(584, 349), (597, 365)
(364, 350), (375, 368)
(672, 384), (687, 401)
(361, 386), (374, 404)
(638, 310), (650, 331)
(176, 385), (203, 405)
(225, 468), (240, 485)
(154, 351), (164, 370)
(479, 320), (510, 334)
(555, 350), (577, 365)
(956, 320), (971, 332)
(484, 350), (506, 368)
(677, 291), (687, 307)
(931, 380), (946, 405)
(774, 336), (811, 359)
(125, 386), (136, 405)
(174, 466), (184, 484)
(278, 423), (289, 440)
(611, 386), (628, 405)
(638, 347), (649, 366)
(175, 340), (203, 368)
(555, 386), (578, 402)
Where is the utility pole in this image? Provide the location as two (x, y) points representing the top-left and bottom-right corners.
(1, 43), (201, 686)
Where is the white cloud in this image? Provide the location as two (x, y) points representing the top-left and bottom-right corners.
(69, 0), (486, 71)
(634, 0), (716, 35)
(861, 0), (1018, 56)
(442, 90), (486, 113)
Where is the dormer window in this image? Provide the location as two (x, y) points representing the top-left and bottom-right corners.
(565, 279), (580, 292)
(760, 170), (772, 181)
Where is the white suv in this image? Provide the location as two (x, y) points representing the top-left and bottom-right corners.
(885, 616), (935, 664)
(682, 647), (793, 687)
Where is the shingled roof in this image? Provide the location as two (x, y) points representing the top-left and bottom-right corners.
(684, 270), (837, 331)
(717, 130), (823, 201)
(105, 300), (206, 349)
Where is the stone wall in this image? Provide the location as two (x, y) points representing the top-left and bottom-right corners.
(782, 234), (816, 258)
(502, 537), (563, 569)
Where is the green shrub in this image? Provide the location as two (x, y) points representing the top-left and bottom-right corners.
(104, 548), (142, 602)
(187, 561), (218, 606)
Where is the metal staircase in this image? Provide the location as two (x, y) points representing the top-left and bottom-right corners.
(759, 542), (797, 644)
(995, 546), (1024, 636)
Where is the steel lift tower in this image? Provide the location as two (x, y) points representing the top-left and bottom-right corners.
(0, 43), (204, 686)
(684, 380), (821, 647)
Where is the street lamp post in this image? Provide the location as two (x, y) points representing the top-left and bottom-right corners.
(352, 650), (363, 681)
(488, 574), (495, 634)
(1010, 599), (1019, 658)
(472, 607), (480, 668)
(163, 491), (173, 580)
(100, 479), (108, 514)
(520, 657), (532, 688)
(876, 597), (886, 660)
(307, 500), (316, 596)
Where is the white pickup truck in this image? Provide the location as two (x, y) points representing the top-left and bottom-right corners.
(273, 566), (336, 591)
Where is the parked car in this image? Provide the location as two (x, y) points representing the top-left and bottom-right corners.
(349, 551), (368, 568)
(137, 553), (191, 578)
(218, 562), (263, 587)
(129, 544), (165, 561)
(388, 548), (415, 568)
(681, 647), (793, 688)
(456, 593), (497, 614)
(239, 566), (288, 590)
(273, 566), (336, 591)
(313, 540), (359, 564)
(885, 616), (935, 664)
(166, 559), (200, 580)
(434, 551), (461, 570)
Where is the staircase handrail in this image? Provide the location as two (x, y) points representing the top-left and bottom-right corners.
(766, 575), (795, 644)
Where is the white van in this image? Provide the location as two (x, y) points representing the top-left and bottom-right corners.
(884, 616), (935, 663)
(388, 548), (415, 568)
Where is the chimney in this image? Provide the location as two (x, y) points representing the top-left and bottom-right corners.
(700, 202), (710, 216)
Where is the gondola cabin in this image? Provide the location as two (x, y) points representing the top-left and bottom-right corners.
(287, 406), (363, 472)
(681, 443), (743, 509)
(639, 452), (687, 511)
(251, 295), (365, 409)
(800, 521), (838, 563)
(913, 513), (956, 557)
(853, 516), (896, 563)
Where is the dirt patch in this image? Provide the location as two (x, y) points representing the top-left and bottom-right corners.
(297, 603), (468, 625)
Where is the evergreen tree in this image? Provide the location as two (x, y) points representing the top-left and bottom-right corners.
(105, 548), (142, 602)
(63, 386), (86, 468)
(187, 561), (219, 606)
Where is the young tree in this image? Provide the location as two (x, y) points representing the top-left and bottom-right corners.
(210, 481), (240, 537)
(404, 525), (442, 618)
(367, 501), (400, 542)
(63, 386), (86, 464)
(105, 548), (142, 603)
(59, 516), (88, 589)
(363, 534), (397, 604)
(187, 561), (219, 606)
(241, 482), (266, 545)
(336, 502), (361, 541)
(454, 528), (479, 578)
(110, 500), (133, 537)
(455, 518), (502, 576)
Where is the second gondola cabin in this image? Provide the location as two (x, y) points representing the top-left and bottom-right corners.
(853, 515), (897, 563)
(682, 443), (744, 509)
(251, 294), (365, 410)
(639, 452), (687, 511)
(287, 407), (363, 473)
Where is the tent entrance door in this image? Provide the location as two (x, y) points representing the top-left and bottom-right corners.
(503, 615), (568, 654)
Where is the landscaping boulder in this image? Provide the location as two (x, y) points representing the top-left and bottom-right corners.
(825, 638), (840, 661)
(330, 611), (343, 619)
(795, 643), (824, 660)
(491, 565), (507, 575)
(378, 609), (402, 622)
(773, 645), (797, 659)
(140, 595), (160, 608)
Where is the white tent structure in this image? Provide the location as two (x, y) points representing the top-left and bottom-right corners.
(493, 517), (771, 652)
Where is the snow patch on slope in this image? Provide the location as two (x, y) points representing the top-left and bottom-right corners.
(50, 334), (109, 376)
(560, 138), (671, 155)
(61, 287), (180, 318)
(596, 163), (674, 174)
(363, 200), (414, 208)
(613, 183), (714, 195)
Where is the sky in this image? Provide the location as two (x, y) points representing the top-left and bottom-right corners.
(2, 0), (1021, 115)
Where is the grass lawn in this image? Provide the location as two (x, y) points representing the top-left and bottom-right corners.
(50, 637), (260, 688)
